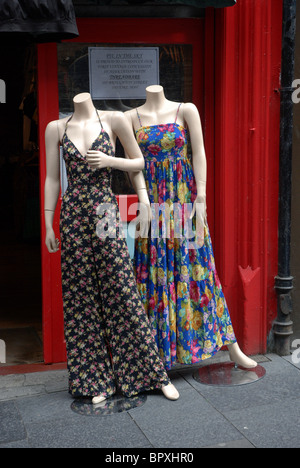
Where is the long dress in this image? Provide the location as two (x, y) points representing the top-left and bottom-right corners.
(134, 105), (237, 371)
(59, 109), (170, 398)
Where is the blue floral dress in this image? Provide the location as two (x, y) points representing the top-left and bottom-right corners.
(134, 105), (237, 370)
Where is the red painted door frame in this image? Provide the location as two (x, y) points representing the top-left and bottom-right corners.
(38, 17), (211, 364)
(214, 0), (282, 354)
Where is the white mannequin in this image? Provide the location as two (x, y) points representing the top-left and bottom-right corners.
(44, 92), (180, 403)
(125, 85), (257, 370)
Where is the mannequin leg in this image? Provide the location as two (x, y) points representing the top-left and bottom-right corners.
(228, 342), (257, 369)
(92, 395), (107, 405)
(162, 383), (180, 401)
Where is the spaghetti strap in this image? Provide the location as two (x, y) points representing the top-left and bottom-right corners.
(96, 109), (104, 130)
(175, 103), (182, 124)
(136, 108), (143, 128)
(64, 114), (73, 135)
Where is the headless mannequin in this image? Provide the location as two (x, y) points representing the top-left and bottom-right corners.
(44, 92), (180, 403)
(126, 85), (257, 370)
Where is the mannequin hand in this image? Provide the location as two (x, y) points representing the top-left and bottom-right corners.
(190, 196), (207, 248)
(86, 150), (112, 170)
(190, 195), (207, 225)
(45, 228), (60, 254)
(136, 202), (152, 238)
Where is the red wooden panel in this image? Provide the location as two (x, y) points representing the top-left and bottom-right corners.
(37, 44), (67, 364)
(214, 0), (282, 354)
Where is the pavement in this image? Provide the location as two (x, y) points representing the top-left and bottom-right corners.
(0, 351), (300, 449)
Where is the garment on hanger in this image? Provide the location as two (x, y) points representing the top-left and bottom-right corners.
(134, 104), (237, 370)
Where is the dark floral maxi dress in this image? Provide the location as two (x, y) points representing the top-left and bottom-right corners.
(59, 111), (170, 398)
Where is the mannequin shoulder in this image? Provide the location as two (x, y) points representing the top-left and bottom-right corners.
(45, 117), (68, 135)
(182, 103), (200, 119)
(124, 108), (136, 122)
(45, 117), (69, 145)
(111, 111), (133, 131)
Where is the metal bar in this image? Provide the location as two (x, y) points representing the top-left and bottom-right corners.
(273, 0), (296, 356)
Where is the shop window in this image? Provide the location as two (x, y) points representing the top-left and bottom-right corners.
(57, 43), (193, 195)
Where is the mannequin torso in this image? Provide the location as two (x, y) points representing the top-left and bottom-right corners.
(44, 92), (146, 253)
(127, 86), (186, 130)
(56, 93), (117, 154)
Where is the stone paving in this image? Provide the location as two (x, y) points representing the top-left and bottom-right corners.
(0, 353), (299, 449)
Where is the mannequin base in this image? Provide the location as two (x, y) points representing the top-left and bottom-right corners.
(193, 362), (266, 387)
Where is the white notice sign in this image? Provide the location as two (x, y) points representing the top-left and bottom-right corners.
(89, 47), (160, 100)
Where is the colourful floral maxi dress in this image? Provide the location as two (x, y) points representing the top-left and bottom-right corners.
(60, 110), (170, 398)
(134, 105), (237, 371)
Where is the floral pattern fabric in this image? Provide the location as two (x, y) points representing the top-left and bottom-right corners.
(134, 113), (237, 370)
(60, 113), (170, 398)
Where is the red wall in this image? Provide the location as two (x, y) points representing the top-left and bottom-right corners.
(214, 0), (282, 354)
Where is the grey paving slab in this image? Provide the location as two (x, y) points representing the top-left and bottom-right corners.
(283, 354), (300, 370)
(0, 385), (46, 402)
(0, 369), (69, 401)
(0, 439), (31, 448)
(25, 411), (150, 448)
(24, 370), (68, 392)
(0, 401), (27, 445)
(0, 374), (25, 389)
(180, 355), (300, 413)
(0, 354), (299, 449)
(15, 391), (77, 425)
(203, 438), (255, 449)
(223, 398), (300, 448)
(129, 386), (243, 449)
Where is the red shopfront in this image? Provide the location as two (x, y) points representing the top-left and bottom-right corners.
(37, 1), (283, 364)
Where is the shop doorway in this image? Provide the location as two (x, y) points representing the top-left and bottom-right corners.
(38, 17), (211, 364)
(0, 44), (43, 366)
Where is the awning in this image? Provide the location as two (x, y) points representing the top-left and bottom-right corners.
(0, 0), (79, 43)
(150, 0), (236, 6)
(73, 0), (236, 6)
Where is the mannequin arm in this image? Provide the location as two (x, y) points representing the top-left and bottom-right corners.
(86, 112), (145, 172)
(183, 103), (207, 243)
(44, 120), (61, 253)
(123, 111), (152, 236)
(123, 111), (149, 202)
(183, 103), (207, 199)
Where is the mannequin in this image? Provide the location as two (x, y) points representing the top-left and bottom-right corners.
(125, 85), (257, 370)
(44, 92), (179, 404)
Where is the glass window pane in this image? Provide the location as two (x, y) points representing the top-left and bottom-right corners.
(57, 43), (193, 194)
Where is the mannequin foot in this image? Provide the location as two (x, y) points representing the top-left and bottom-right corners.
(228, 343), (257, 369)
(92, 395), (107, 405)
(161, 383), (180, 401)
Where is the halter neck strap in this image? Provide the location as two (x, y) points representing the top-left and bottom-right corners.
(64, 107), (103, 133)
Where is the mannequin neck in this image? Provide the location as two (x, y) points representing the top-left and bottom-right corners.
(145, 85), (168, 111)
(73, 93), (96, 120)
